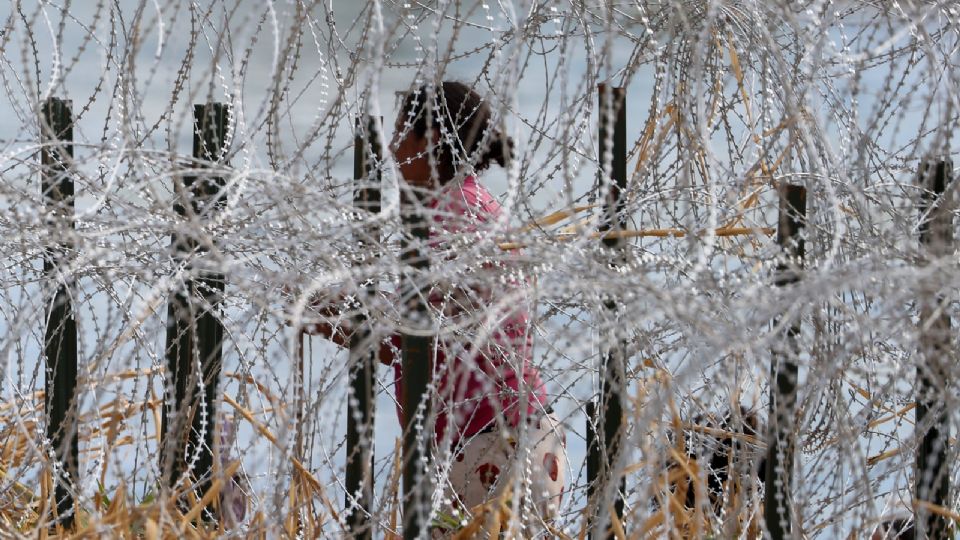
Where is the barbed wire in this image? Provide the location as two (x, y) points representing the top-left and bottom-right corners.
(1, 0), (959, 538)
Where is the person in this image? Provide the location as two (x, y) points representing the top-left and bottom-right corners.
(294, 81), (566, 534)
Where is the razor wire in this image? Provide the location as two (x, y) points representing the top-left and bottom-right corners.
(0, 0), (959, 537)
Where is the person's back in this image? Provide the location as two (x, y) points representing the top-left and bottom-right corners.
(402, 174), (548, 444)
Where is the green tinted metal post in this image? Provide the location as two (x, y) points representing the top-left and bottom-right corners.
(41, 97), (78, 528)
(589, 83), (627, 539)
(346, 115), (382, 539)
(400, 163), (433, 540)
(764, 184), (806, 540)
(162, 103), (230, 521)
(915, 159), (953, 540)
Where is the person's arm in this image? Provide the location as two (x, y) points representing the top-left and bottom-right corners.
(285, 285), (401, 366)
(298, 316), (400, 370)
(301, 319), (351, 347)
(378, 335), (401, 366)
(302, 321), (399, 368)
(285, 288), (349, 338)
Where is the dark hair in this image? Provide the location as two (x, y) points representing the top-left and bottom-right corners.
(399, 81), (514, 183)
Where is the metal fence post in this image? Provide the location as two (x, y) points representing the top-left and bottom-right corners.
(588, 83), (628, 539)
(41, 96), (78, 528)
(345, 115), (382, 539)
(764, 184), (806, 540)
(400, 159), (433, 540)
(915, 158), (953, 540)
(161, 103), (230, 521)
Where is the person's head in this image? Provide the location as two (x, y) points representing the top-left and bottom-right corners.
(391, 81), (513, 187)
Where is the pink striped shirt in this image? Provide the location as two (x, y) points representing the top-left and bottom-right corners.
(391, 176), (547, 444)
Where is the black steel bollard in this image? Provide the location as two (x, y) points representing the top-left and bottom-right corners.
(41, 96), (78, 528)
(345, 115), (382, 539)
(400, 166), (433, 540)
(915, 159), (953, 540)
(161, 103), (230, 521)
(587, 83), (628, 539)
(764, 184), (806, 540)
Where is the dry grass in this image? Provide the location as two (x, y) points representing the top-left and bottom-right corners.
(0, 370), (774, 540)
(0, 375), (341, 539)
